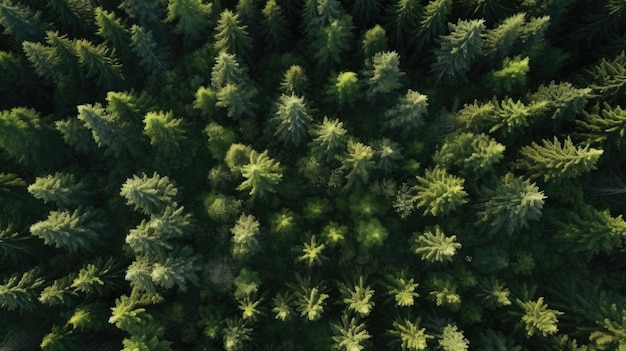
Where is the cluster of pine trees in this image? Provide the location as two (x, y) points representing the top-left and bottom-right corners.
(1, 0), (626, 349)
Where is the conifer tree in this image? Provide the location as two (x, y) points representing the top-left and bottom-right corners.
(384, 0), (421, 48)
(214, 9), (253, 58)
(339, 276), (375, 316)
(231, 214), (261, 260)
(0, 107), (46, 167)
(261, 0), (290, 51)
(415, 0), (452, 50)
(30, 207), (105, 253)
(578, 103), (626, 148)
(389, 318), (433, 351)
(74, 38), (124, 90)
(361, 25), (389, 61)
(364, 51), (404, 101)
(222, 317), (252, 351)
(130, 25), (169, 73)
(0, 268), (44, 312)
(297, 235), (327, 268)
(95, 7), (133, 63)
(411, 168), (468, 216)
(204, 123), (236, 161)
(309, 116), (349, 161)
(517, 297), (563, 337)
(313, 15), (354, 69)
(327, 71), (360, 109)
(165, 0), (212, 46)
(434, 132), (505, 174)
(77, 103), (140, 158)
(432, 19), (485, 85)
(372, 137), (403, 174)
(383, 89), (428, 132)
(331, 315), (371, 351)
(143, 110), (186, 158)
(70, 257), (124, 297)
(290, 275), (329, 321)
(338, 140), (376, 189)
(0, 0), (46, 42)
(119, 0), (167, 37)
(273, 94), (313, 146)
(490, 56), (529, 95)
(350, 0), (381, 26)
(385, 270), (420, 307)
(28, 172), (89, 208)
(530, 81), (591, 121)
(356, 218), (388, 247)
(237, 149), (283, 199)
(217, 83), (258, 119)
(583, 51), (626, 102)
(517, 136), (603, 182)
(438, 324), (469, 351)
(483, 13), (525, 60)
(280, 65), (310, 96)
(411, 226), (461, 262)
(225, 143), (253, 173)
(477, 173), (546, 237)
(120, 173), (178, 216)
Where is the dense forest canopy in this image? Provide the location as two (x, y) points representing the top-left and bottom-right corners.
(1, 0), (626, 350)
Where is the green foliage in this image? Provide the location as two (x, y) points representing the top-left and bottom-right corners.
(483, 13), (525, 59)
(0, 268), (44, 312)
(231, 214), (261, 260)
(411, 168), (468, 216)
(356, 217), (388, 248)
(438, 324), (469, 351)
(331, 315), (371, 351)
(530, 81), (591, 121)
(578, 103), (626, 148)
(328, 71), (360, 109)
(389, 318), (433, 350)
(290, 275), (329, 321)
(477, 173), (546, 236)
(297, 235), (327, 267)
(339, 140), (376, 189)
(280, 65), (310, 96)
(384, 89), (428, 132)
(385, 270), (420, 307)
(73, 38), (124, 90)
(517, 297), (564, 337)
(478, 277), (512, 309)
(339, 276), (375, 316)
(261, 0), (290, 51)
(362, 24), (389, 60)
(165, 0), (212, 45)
(0, 0), (46, 42)
(214, 9), (253, 58)
(143, 110), (186, 158)
(77, 103), (138, 158)
(310, 116), (349, 161)
(434, 132), (505, 174)
(222, 317), (252, 351)
(490, 56), (529, 94)
(411, 226), (461, 262)
(313, 15), (354, 69)
(364, 51), (404, 100)
(273, 94), (313, 146)
(237, 149), (283, 199)
(415, 0), (452, 49)
(432, 19), (485, 85)
(120, 173), (178, 216)
(30, 207), (105, 253)
(517, 136), (603, 182)
(95, 7), (133, 62)
(130, 24), (168, 73)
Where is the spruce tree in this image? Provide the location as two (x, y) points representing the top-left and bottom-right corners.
(272, 94), (313, 147)
(237, 149), (283, 199)
(214, 9), (253, 58)
(411, 226), (461, 262)
(364, 51), (404, 101)
(29, 207), (105, 253)
(261, 0), (290, 51)
(95, 7), (133, 63)
(383, 89), (428, 132)
(0, 0), (46, 42)
(120, 173), (178, 216)
(0, 268), (44, 312)
(338, 140), (376, 189)
(28, 172), (89, 208)
(389, 318), (433, 351)
(517, 136), (603, 182)
(432, 19), (485, 85)
(130, 25), (169, 73)
(434, 132), (505, 174)
(517, 297), (563, 337)
(309, 116), (349, 161)
(415, 0), (452, 50)
(143, 110), (186, 158)
(411, 168), (468, 216)
(231, 214), (261, 260)
(331, 315), (371, 351)
(165, 0), (213, 46)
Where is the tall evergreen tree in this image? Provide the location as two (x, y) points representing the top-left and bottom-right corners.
(432, 19), (485, 85)
(0, 0), (46, 42)
(364, 51), (404, 101)
(272, 94), (313, 147)
(237, 149), (283, 199)
(30, 207), (105, 253)
(214, 9), (253, 58)
(120, 173), (178, 216)
(28, 172), (89, 208)
(165, 0), (213, 46)
(0, 268), (44, 312)
(338, 140), (376, 189)
(411, 168), (468, 216)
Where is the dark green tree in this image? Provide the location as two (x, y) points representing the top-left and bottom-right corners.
(28, 172), (89, 208)
(383, 89), (428, 133)
(214, 9), (253, 58)
(261, 0), (290, 51)
(272, 94), (313, 147)
(338, 140), (376, 189)
(165, 0), (213, 46)
(432, 19), (485, 85)
(411, 168), (468, 216)
(237, 149), (283, 199)
(0, 268), (44, 312)
(415, 0), (452, 50)
(130, 24), (169, 73)
(364, 51), (404, 101)
(434, 132), (505, 174)
(309, 116), (349, 161)
(0, 0), (46, 42)
(30, 207), (105, 253)
(411, 226), (461, 262)
(120, 172), (178, 216)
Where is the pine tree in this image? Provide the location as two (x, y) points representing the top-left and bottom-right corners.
(46, 0), (92, 36)
(70, 257), (124, 297)
(126, 206), (191, 259)
(389, 318), (433, 351)
(272, 94), (313, 147)
(28, 172), (89, 208)
(338, 276), (375, 316)
(483, 13), (525, 59)
(231, 214), (261, 260)
(438, 324), (469, 351)
(350, 0), (381, 26)
(290, 275), (329, 321)
(77, 103), (139, 158)
(411, 168), (468, 216)
(143, 110), (186, 158)
(165, 0), (213, 46)
(477, 277), (512, 309)
(490, 56), (529, 95)
(0, 0), (46, 42)
(0, 268), (44, 312)
(261, 0), (290, 51)
(309, 116), (349, 161)
(356, 218), (388, 247)
(517, 297), (563, 337)
(29, 207), (105, 253)
(434, 132), (505, 174)
(583, 51), (626, 102)
(364, 51), (404, 101)
(415, 0), (452, 50)
(74, 38), (124, 90)
(222, 317), (252, 351)
(120, 172), (178, 216)
(204, 123), (236, 160)
(225, 143), (253, 172)
(553, 204), (626, 257)
(384, 0), (421, 48)
(238, 149), (283, 198)
(211, 51), (249, 88)
(280, 65), (310, 96)
(338, 140), (376, 189)
(411, 226), (461, 262)
(150, 252), (198, 291)
(577, 103), (626, 148)
(312, 15), (354, 70)
(361, 25), (389, 61)
(327, 71), (360, 109)
(432, 19), (485, 85)
(130, 25), (169, 73)
(517, 136), (603, 182)
(477, 173), (546, 237)
(95, 7), (133, 63)
(530, 81), (591, 121)
(216, 83), (258, 119)
(0, 107), (45, 167)
(331, 315), (371, 351)
(214, 9), (253, 58)
(119, 0), (167, 38)
(385, 270), (420, 307)
(383, 89), (428, 132)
